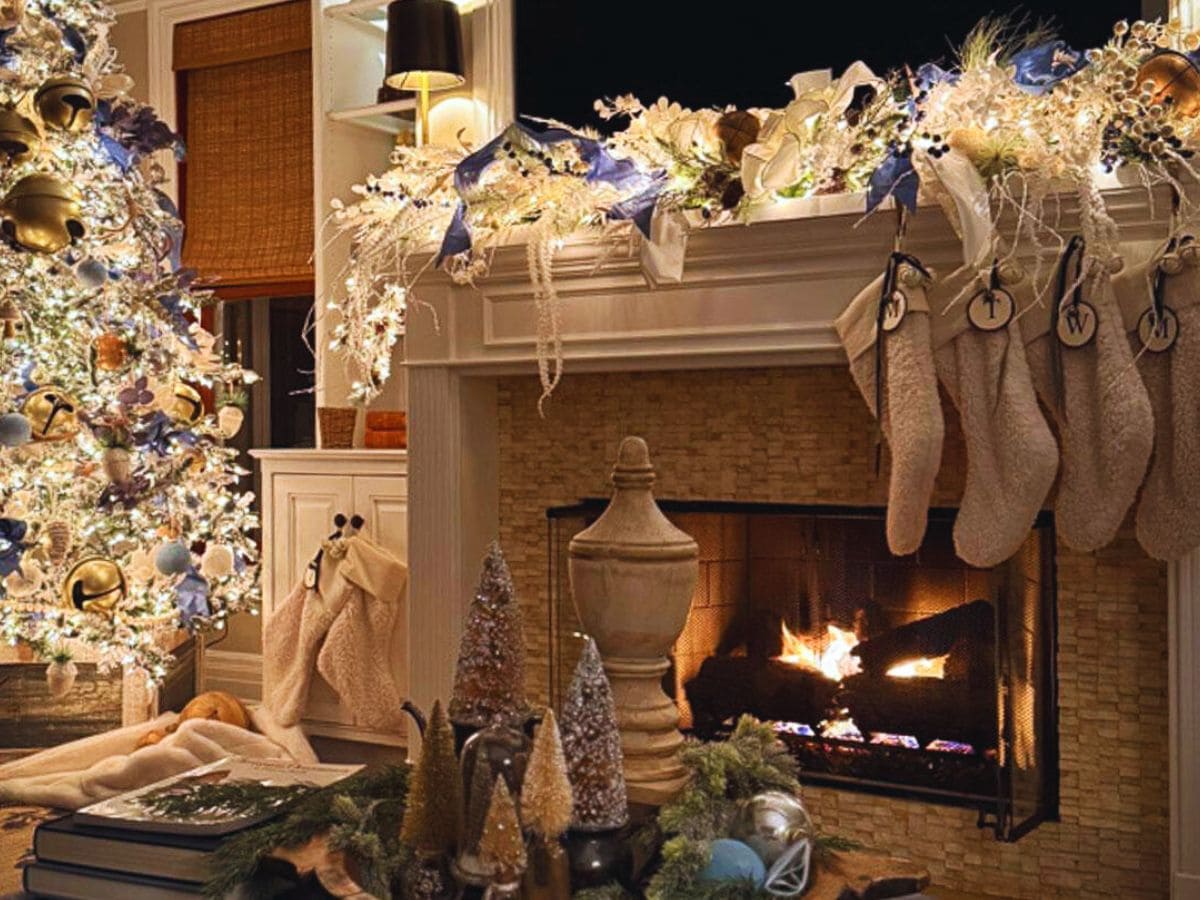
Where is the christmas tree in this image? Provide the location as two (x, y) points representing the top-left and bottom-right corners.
(561, 637), (629, 831)
(400, 700), (463, 856)
(448, 541), (530, 728)
(0, 1), (258, 678)
(521, 708), (573, 841)
(478, 777), (527, 886)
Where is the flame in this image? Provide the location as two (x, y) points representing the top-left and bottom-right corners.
(819, 710), (864, 742)
(777, 622), (863, 681)
(885, 655), (949, 679)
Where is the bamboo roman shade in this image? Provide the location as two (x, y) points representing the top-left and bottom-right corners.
(174, 1), (313, 287)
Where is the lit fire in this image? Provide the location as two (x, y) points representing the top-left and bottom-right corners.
(886, 655), (949, 679)
(776, 621), (947, 681)
(777, 622), (862, 681)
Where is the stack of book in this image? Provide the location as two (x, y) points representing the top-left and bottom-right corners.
(22, 757), (361, 899)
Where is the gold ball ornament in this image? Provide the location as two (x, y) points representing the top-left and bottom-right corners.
(22, 387), (80, 441)
(94, 333), (128, 371)
(62, 556), (127, 616)
(164, 383), (205, 426)
(0, 108), (40, 164)
(34, 76), (96, 132)
(0, 174), (85, 254)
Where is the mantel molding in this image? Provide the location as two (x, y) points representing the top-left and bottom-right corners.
(405, 184), (1173, 376)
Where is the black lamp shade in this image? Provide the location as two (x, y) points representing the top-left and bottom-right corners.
(385, 0), (466, 92)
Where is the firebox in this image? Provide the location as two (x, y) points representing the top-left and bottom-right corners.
(548, 501), (1059, 841)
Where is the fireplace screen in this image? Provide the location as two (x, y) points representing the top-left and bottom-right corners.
(548, 501), (1059, 841)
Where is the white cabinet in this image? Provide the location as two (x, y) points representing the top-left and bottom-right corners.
(253, 449), (408, 746)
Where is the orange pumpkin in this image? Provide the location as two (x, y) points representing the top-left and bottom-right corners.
(177, 690), (251, 730)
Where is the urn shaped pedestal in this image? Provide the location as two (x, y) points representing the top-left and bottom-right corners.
(568, 437), (698, 805)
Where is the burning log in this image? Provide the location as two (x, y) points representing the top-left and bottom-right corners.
(839, 671), (996, 750)
(684, 656), (838, 736)
(853, 599), (994, 684)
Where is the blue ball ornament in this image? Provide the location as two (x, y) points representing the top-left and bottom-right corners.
(699, 838), (767, 887)
(0, 413), (32, 447)
(75, 258), (109, 288)
(155, 541), (192, 576)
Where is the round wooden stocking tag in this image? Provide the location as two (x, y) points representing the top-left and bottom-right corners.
(881, 289), (907, 332)
(967, 288), (1015, 332)
(1137, 306), (1179, 352)
(1056, 300), (1098, 348)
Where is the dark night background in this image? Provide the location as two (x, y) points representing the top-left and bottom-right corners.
(515, 0), (1155, 128)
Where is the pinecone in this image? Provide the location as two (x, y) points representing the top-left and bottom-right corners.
(44, 520), (71, 565)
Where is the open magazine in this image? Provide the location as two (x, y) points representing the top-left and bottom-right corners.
(74, 757), (362, 836)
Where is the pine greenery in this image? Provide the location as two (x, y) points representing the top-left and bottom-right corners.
(204, 765), (410, 898)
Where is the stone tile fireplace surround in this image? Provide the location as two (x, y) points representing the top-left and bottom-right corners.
(403, 190), (1200, 898)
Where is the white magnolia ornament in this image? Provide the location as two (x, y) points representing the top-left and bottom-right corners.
(102, 446), (132, 484)
(200, 543), (235, 579)
(45, 657), (77, 699)
(217, 405), (244, 439)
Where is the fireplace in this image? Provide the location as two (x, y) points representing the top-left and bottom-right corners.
(549, 500), (1059, 841)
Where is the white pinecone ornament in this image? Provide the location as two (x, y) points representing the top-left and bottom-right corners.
(102, 447), (132, 484)
(43, 520), (72, 565)
(217, 405), (244, 439)
(45, 659), (77, 699)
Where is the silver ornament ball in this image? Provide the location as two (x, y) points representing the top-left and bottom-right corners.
(730, 791), (814, 866)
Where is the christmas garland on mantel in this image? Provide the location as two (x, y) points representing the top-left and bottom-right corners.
(329, 18), (1200, 406)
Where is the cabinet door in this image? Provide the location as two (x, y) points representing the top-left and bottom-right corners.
(353, 475), (408, 563)
(266, 474), (354, 619)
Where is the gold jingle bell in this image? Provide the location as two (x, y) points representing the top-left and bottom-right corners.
(62, 557), (126, 616)
(35, 76), (95, 132)
(23, 386), (80, 441)
(1136, 50), (1200, 119)
(0, 174), (85, 254)
(0, 108), (40, 164)
(165, 383), (205, 426)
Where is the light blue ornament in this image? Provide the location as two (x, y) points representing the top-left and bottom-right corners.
(155, 541), (191, 576)
(0, 413), (32, 447)
(699, 838), (767, 887)
(75, 258), (108, 289)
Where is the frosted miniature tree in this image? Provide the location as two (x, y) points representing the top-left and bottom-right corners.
(478, 777), (527, 887)
(448, 541), (530, 728)
(400, 700), (463, 856)
(521, 708), (573, 841)
(560, 638), (629, 831)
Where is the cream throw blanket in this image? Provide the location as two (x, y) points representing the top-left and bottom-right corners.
(0, 705), (316, 810)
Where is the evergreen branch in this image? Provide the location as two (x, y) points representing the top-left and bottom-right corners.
(137, 782), (311, 820)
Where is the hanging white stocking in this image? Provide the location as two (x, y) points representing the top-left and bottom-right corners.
(1018, 239), (1154, 552)
(929, 265), (1058, 568)
(836, 252), (943, 555)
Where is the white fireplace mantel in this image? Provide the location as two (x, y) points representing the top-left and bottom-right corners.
(403, 189), (1200, 897)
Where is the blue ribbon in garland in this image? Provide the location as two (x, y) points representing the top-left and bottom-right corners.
(866, 147), (919, 214)
(438, 120), (663, 264)
(1011, 40), (1087, 95)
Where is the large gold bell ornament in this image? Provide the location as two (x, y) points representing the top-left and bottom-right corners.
(1136, 50), (1200, 118)
(22, 386), (80, 441)
(62, 556), (126, 616)
(0, 174), (85, 254)
(162, 382), (205, 426)
(35, 76), (95, 132)
(0, 108), (40, 163)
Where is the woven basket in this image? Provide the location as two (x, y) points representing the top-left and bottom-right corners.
(318, 407), (357, 449)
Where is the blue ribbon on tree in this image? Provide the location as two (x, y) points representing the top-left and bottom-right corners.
(175, 568), (210, 628)
(866, 147), (919, 214)
(1011, 40), (1087, 94)
(0, 518), (27, 577)
(437, 120), (663, 264)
